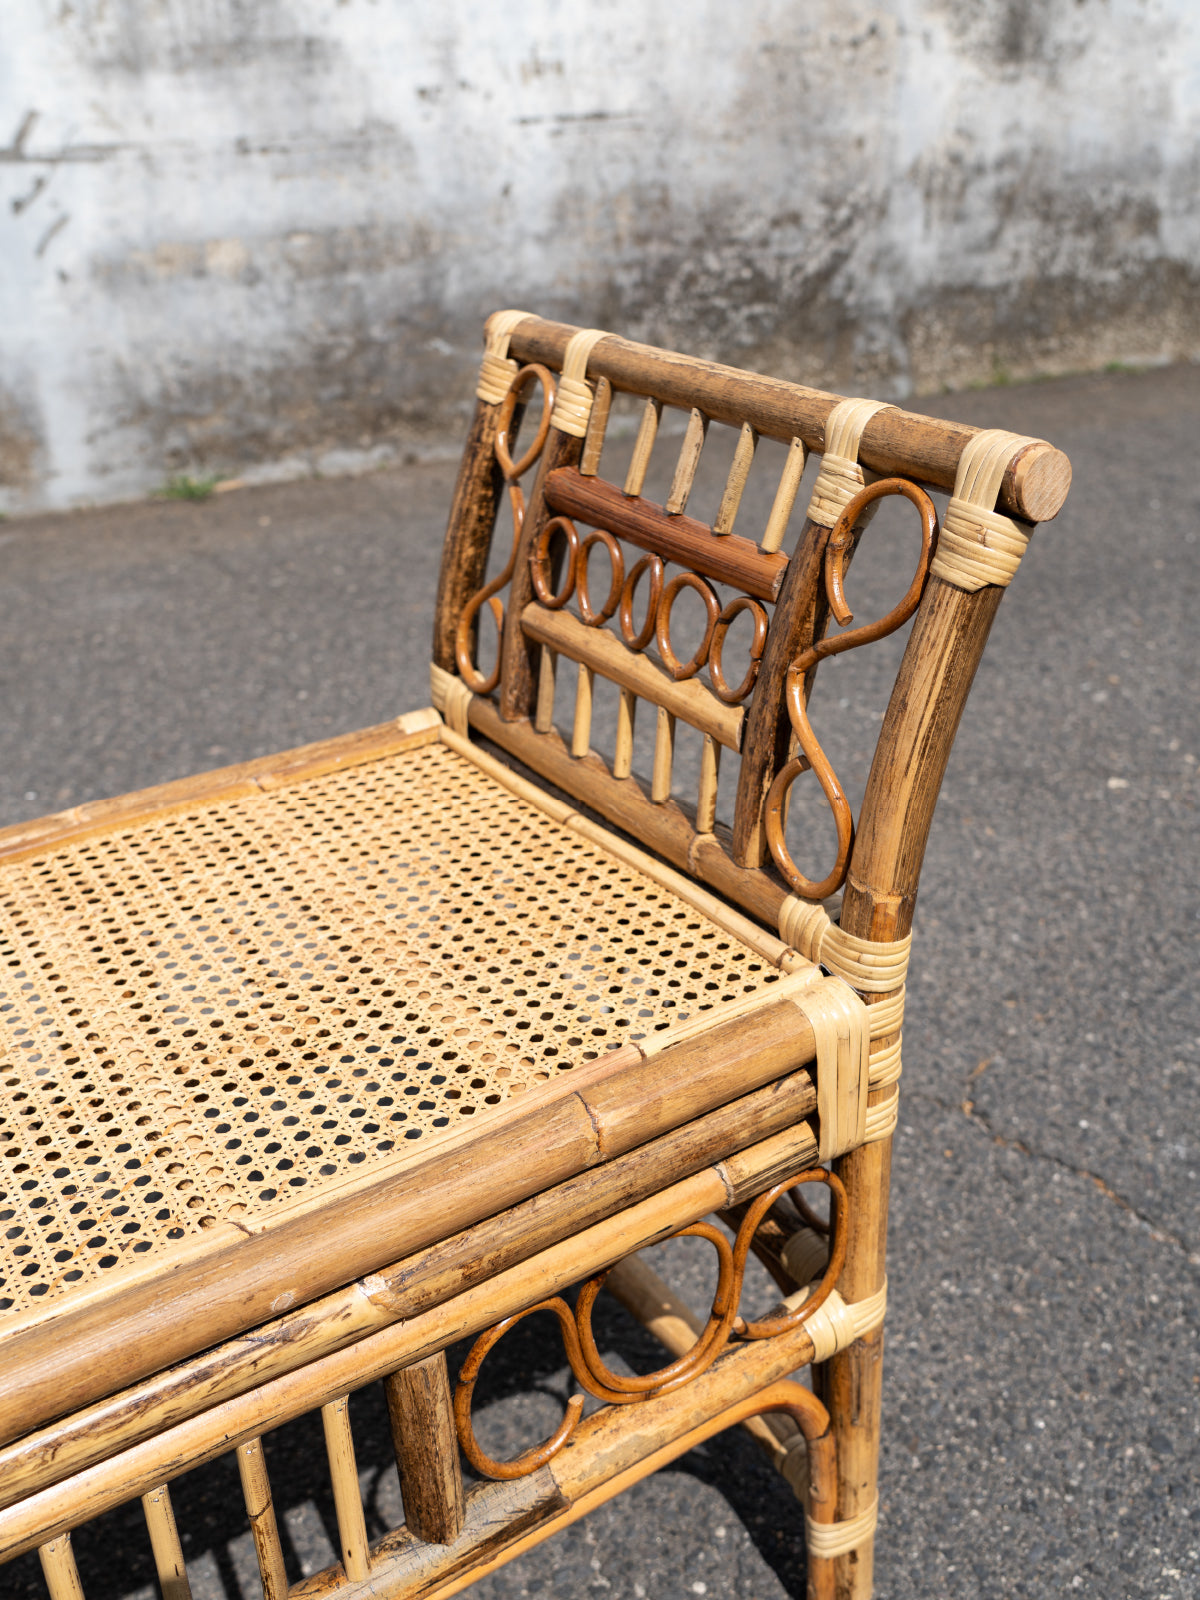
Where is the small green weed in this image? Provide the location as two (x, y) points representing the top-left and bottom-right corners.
(159, 474), (221, 502)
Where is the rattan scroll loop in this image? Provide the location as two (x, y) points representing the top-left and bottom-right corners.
(656, 572), (721, 681)
(930, 428), (1043, 591)
(550, 328), (607, 437)
(805, 397), (893, 528)
(618, 554), (664, 651)
(806, 1495), (879, 1558)
(789, 978), (870, 1161)
(709, 596), (769, 704)
(530, 517), (581, 610)
(455, 1299), (587, 1477)
(576, 529), (625, 626)
(475, 309), (532, 405)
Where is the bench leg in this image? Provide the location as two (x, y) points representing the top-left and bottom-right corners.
(818, 1135), (891, 1599)
(386, 1352), (467, 1545)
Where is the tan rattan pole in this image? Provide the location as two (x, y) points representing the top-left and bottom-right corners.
(321, 1397), (371, 1580)
(141, 1485), (192, 1600)
(237, 1439), (288, 1600)
(506, 317), (1070, 523)
(38, 1535), (86, 1600)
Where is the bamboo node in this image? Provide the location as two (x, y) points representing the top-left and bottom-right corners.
(430, 662), (473, 735)
(930, 428), (1044, 591)
(805, 1495), (879, 1559)
(549, 328), (607, 437)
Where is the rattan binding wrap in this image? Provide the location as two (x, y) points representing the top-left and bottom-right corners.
(475, 309), (532, 406)
(804, 397), (893, 529)
(930, 428), (1044, 591)
(805, 1497), (880, 1559)
(549, 328), (607, 437)
(779, 897), (911, 993)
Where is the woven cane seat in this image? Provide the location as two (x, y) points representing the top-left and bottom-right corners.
(0, 732), (784, 1329)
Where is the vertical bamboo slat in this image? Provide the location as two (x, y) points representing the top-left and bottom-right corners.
(384, 1354), (466, 1546)
(652, 707), (676, 803)
(624, 398), (663, 497)
(321, 1397), (371, 1582)
(38, 1536), (86, 1600)
(666, 408), (709, 515)
(761, 437), (807, 554)
(237, 1439), (289, 1600)
(572, 663), (594, 757)
(535, 646), (558, 734)
(581, 376), (613, 475)
(613, 687), (637, 779)
(714, 421), (758, 535)
(696, 734), (721, 833)
(142, 1484), (192, 1600)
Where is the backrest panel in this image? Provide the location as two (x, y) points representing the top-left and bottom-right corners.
(432, 313), (1072, 939)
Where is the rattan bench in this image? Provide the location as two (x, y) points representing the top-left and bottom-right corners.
(0, 313), (1071, 1599)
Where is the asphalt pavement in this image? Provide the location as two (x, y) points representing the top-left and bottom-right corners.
(0, 362), (1197, 1600)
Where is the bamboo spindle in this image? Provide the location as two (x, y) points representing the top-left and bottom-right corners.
(572, 662), (594, 758)
(696, 734), (721, 833)
(613, 686), (637, 779)
(624, 397), (662, 497)
(580, 376), (613, 475)
(321, 1397), (371, 1581)
(142, 1484), (192, 1600)
(762, 437), (807, 554)
(384, 1353), (466, 1545)
(535, 645), (557, 734)
(714, 421), (758, 535)
(38, 1535), (86, 1600)
(652, 706), (676, 803)
(237, 1438), (289, 1600)
(666, 408), (709, 515)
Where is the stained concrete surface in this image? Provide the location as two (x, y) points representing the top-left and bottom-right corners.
(0, 362), (1197, 1598)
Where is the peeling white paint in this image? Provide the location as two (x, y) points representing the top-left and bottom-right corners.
(0, 0), (1197, 511)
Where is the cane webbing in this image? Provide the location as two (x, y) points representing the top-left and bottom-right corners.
(0, 741), (784, 1321)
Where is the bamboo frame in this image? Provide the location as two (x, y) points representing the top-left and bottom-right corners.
(0, 309), (1071, 1600)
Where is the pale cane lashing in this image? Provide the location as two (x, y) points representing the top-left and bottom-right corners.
(0, 740), (784, 1321)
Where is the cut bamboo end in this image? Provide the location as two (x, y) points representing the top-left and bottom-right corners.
(581, 376), (613, 476)
(714, 421), (759, 536)
(762, 436), (807, 554)
(624, 397), (663, 498)
(666, 407), (710, 515)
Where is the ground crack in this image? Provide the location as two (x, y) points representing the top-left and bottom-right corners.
(902, 1087), (1197, 1266)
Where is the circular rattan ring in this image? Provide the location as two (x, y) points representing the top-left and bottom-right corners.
(494, 363), (555, 483)
(577, 528), (625, 627)
(618, 553), (664, 651)
(656, 571), (721, 681)
(709, 595), (769, 704)
(530, 516), (580, 610)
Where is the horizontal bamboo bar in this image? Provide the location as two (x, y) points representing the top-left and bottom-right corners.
(513, 318), (1071, 523)
(467, 696), (789, 926)
(521, 604), (744, 750)
(0, 712), (443, 865)
(545, 467), (789, 601)
(0, 1070), (818, 1510)
(0, 1119), (819, 1561)
(0, 991), (815, 1447)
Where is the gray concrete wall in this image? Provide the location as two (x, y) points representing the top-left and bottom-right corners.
(2, 0), (1198, 512)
